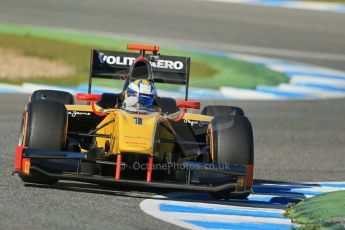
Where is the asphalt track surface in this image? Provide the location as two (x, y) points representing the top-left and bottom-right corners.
(1, 0), (345, 71)
(0, 94), (344, 229)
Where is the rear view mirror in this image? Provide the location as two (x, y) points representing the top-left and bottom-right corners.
(76, 93), (102, 101)
(176, 101), (200, 109)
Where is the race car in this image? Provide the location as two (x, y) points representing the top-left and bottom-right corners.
(14, 44), (254, 199)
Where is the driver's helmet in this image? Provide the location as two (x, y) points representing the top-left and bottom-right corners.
(122, 79), (157, 112)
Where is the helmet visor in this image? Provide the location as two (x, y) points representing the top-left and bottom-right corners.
(127, 88), (154, 108)
(138, 93), (154, 108)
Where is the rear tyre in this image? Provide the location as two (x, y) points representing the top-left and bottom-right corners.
(201, 105), (244, 117)
(155, 97), (179, 114)
(19, 100), (68, 184)
(30, 90), (74, 104)
(208, 115), (254, 199)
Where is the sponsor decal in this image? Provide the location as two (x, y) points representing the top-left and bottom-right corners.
(68, 111), (92, 117)
(150, 60), (184, 70)
(125, 141), (147, 146)
(124, 135), (150, 141)
(183, 119), (209, 127)
(98, 52), (184, 70)
(98, 52), (136, 65)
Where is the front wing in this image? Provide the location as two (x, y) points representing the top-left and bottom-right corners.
(14, 147), (252, 194)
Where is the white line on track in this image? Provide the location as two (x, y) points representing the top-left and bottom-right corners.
(194, 0), (345, 14)
(290, 76), (345, 87)
(140, 182), (345, 229)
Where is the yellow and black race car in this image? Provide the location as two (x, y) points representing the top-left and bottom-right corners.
(14, 44), (254, 199)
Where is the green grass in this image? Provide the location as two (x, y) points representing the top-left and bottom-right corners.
(188, 54), (288, 89)
(0, 33), (215, 87)
(286, 191), (345, 229)
(0, 22), (288, 89)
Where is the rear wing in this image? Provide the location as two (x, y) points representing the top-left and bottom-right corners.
(88, 49), (191, 100)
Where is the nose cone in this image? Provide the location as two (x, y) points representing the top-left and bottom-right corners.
(117, 110), (159, 155)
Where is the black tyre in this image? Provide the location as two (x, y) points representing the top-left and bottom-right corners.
(31, 90), (74, 104)
(201, 105), (244, 117)
(208, 115), (254, 199)
(19, 100), (68, 184)
(155, 97), (179, 114)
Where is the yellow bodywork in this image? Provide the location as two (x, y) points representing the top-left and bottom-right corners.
(114, 110), (159, 155)
(65, 104), (212, 159)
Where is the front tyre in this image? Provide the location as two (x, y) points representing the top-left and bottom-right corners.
(208, 115), (254, 199)
(18, 100), (68, 184)
(30, 89), (74, 104)
(202, 105), (244, 117)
